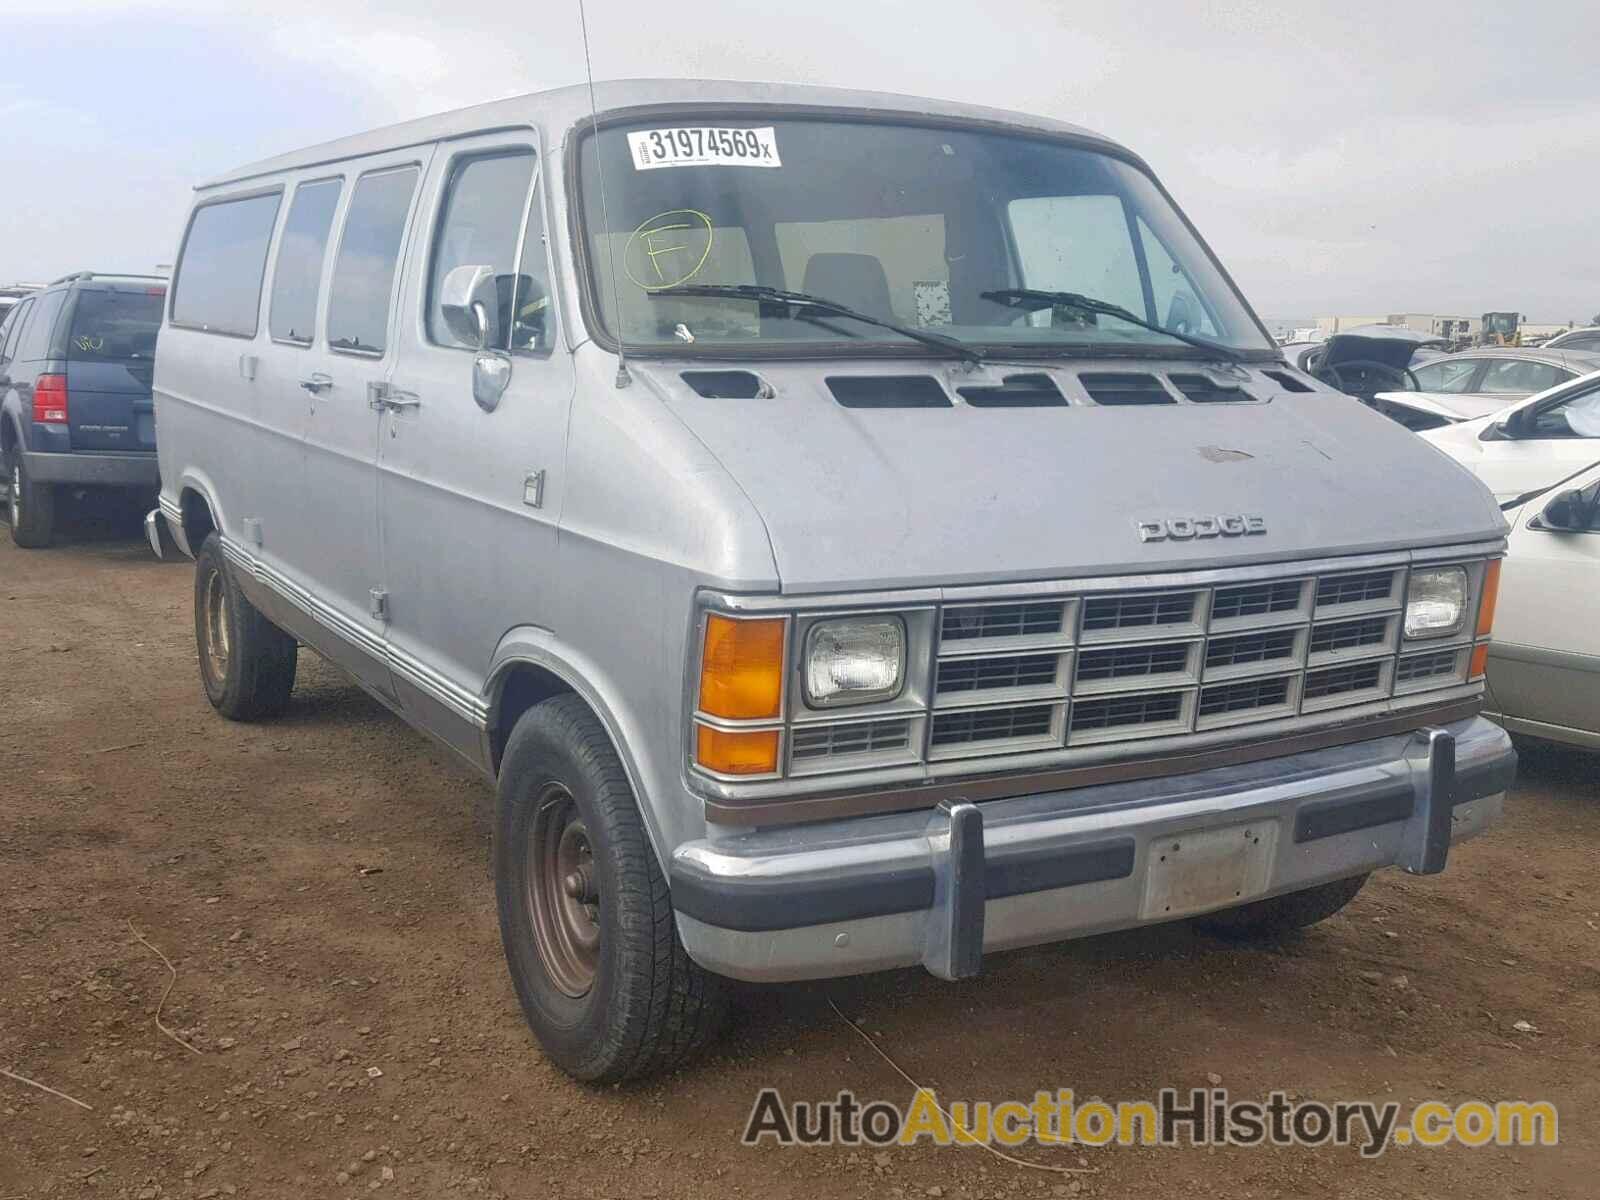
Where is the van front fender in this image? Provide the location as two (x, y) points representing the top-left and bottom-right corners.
(483, 627), (690, 873)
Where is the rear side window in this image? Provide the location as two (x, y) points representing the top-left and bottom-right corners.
(172, 191), (283, 336)
(427, 150), (535, 350)
(327, 166), (419, 355)
(1480, 359), (1564, 394)
(16, 290), (67, 361)
(269, 178), (343, 345)
(66, 289), (164, 362)
(1411, 359), (1479, 393)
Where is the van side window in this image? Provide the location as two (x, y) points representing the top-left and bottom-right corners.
(327, 166), (420, 356)
(269, 178), (343, 345)
(17, 290), (67, 361)
(171, 191), (283, 336)
(427, 150), (537, 351)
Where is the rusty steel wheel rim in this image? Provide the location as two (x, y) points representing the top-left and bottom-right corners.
(201, 566), (231, 685)
(526, 783), (600, 998)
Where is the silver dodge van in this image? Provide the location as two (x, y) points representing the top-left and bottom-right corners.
(150, 80), (1515, 1081)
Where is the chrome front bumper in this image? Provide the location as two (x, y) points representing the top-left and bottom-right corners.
(670, 716), (1514, 982)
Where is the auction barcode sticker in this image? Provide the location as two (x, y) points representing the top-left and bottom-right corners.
(627, 127), (782, 170)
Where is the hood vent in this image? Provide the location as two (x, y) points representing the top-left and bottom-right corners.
(956, 373), (1068, 408)
(1262, 369), (1314, 393)
(1077, 373), (1174, 406)
(827, 375), (951, 409)
(680, 370), (771, 399)
(1170, 374), (1256, 404)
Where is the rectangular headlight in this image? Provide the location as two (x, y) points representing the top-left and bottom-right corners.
(1404, 567), (1467, 639)
(804, 617), (905, 707)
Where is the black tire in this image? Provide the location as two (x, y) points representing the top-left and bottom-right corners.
(1197, 873), (1369, 939)
(495, 694), (728, 1082)
(193, 532), (297, 719)
(7, 444), (56, 548)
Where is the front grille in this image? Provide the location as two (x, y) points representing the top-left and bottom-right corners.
(1199, 675), (1292, 718)
(937, 654), (1059, 694)
(1304, 660), (1384, 700)
(1317, 570), (1396, 608)
(1212, 580), (1303, 621)
(1309, 616), (1390, 655)
(1082, 591), (1196, 634)
(1205, 628), (1298, 670)
(1076, 642), (1191, 683)
(931, 705), (1054, 747)
(752, 559), (1479, 775)
(791, 718), (912, 760)
(1396, 649), (1461, 684)
(942, 601), (1064, 642)
(1071, 691), (1185, 733)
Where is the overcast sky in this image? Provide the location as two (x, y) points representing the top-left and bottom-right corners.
(3, 0), (1597, 321)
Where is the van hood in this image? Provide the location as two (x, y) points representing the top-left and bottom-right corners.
(640, 362), (1507, 593)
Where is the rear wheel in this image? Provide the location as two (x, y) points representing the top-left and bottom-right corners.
(6, 447), (56, 548)
(193, 532), (297, 719)
(495, 694), (728, 1082)
(1197, 874), (1369, 939)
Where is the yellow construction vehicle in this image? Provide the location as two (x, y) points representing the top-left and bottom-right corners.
(1478, 311), (1524, 347)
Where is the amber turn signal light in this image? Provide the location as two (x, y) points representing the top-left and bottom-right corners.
(1477, 559), (1502, 638)
(698, 614), (785, 720)
(695, 724), (780, 775)
(1469, 643), (1490, 680)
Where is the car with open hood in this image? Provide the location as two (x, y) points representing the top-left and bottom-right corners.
(147, 79), (1515, 1081)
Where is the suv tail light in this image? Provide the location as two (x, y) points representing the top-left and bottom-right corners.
(33, 374), (68, 424)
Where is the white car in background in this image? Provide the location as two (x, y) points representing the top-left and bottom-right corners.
(1480, 462), (1600, 749)
(1420, 369), (1600, 502)
(1371, 348), (1600, 431)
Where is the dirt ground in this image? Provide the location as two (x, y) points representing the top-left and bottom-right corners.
(2, 505), (1596, 1200)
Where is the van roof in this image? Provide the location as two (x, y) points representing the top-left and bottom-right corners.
(201, 78), (1125, 191)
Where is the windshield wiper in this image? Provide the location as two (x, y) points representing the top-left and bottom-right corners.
(980, 288), (1246, 364)
(648, 284), (985, 364)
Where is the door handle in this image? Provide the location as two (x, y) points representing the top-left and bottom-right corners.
(299, 372), (333, 394)
(368, 381), (421, 412)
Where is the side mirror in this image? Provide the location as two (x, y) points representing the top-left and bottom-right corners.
(472, 351), (512, 413)
(1536, 487), (1592, 532)
(439, 264), (501, 350)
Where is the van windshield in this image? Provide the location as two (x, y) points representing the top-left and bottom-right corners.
(576, 116), (1274, 357)
(66, 289), (164, 362)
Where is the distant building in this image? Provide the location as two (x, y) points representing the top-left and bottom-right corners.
(1315, 313), (1480, 340)
(1315, 315), (1389, 336)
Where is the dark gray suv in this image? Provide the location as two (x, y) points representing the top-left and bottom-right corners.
(0, 273), (165, 547)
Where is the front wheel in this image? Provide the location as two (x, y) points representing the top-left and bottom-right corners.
(1196, 873), (1369, 939)
(495, 694), (728, 1082)
(6, 447), (56, 548)
(193, 532), (298, 719)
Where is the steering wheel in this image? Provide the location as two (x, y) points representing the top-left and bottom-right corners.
(1312, 358), (1420, 398)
